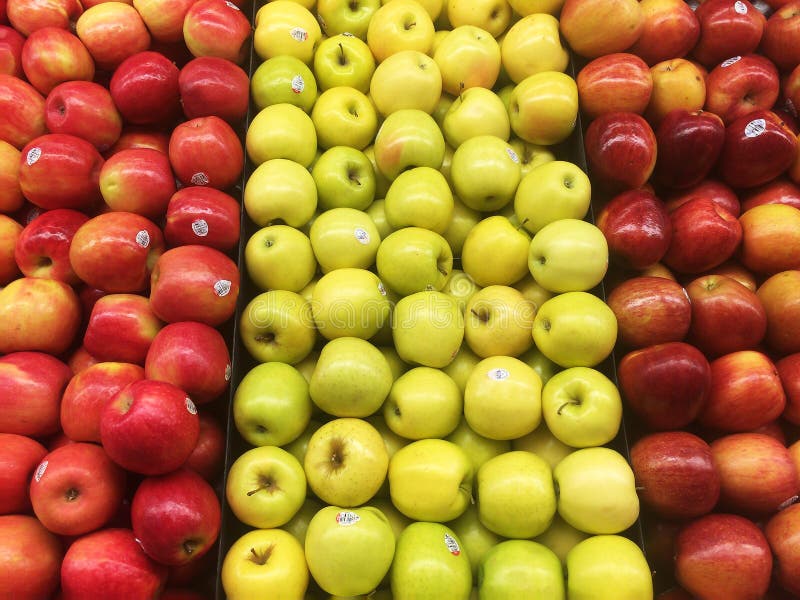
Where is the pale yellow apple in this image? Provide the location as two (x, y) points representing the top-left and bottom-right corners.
(501, 13), (569, 83)
(464, 284), (535, 358)
(244, 158), (318, 228)
(246, 103), (318, 167)
(646, 58), (706, 124)
(447, 0), (512, 38)
(461, 215), (529, 287)
(442, 87), (510, 148)
(370, 50), (443, 115)
(509, 71), (579, 146)
(433, 24), (501, 95)
(367, 0), (435, 62)
(254, 1), (322, 64)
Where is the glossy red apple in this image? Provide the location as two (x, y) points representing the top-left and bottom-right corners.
(179, 55), (249, 123)
(98, 148), (176, 219)
(692, 0), (766, 69)
(109, 126), (171, 156)
(765, 502), (800, 597)
(74, 2), (151, 71)
(0, 515), (63, 599)
(758, 269), (800, 356)
(761, 2), (800, 73)
(576, 53), (653, 120)
(163, 185), (241, 252)
(110, 50), (182, 126)
(0, 74), (46, 149)
(705, 259), (757, 291)
(665, 178), (741, 217)
(0, 433), (48, 514)
(5, 0), (82, 36)
(741, 177), (800, 211)
(45, 80), (123, 153)
(0, 24), (25, 77)
(83, 293), (164, 365)
(185, 411), (225, 482)
(20, 26), (94, 95)
(777, 352), (800, 424)
(132, 0), (196, 44)
(182, 0), (251, 65)
(704, 54), (780, 125)
(739, 203), (800, 275)
(627, 0), (700, 66)
(168, 115), (244, 190)
(13, 208), (88, 284)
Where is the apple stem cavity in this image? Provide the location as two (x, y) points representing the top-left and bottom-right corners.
(247, 474), (279, 496)
(64, 487), (80, 502)
(249, 544), (274, 566)
(183, 539), (199, 556)
(471, 308), (490, 323)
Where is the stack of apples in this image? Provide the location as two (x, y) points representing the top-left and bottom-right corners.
(0, 0), (252, 597)
(568, 0), (800, 598)
(221, 0), (654, 598)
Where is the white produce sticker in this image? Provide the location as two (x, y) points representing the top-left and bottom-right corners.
(214, 279), (232, 297)
(26, 147), (41, 166)
(136, 230), (150, 248)
(185, 397), (197, 415)
(354, 228), (370, 245)
(378, 282), (387, 296)
(336, 511), (360, 526)
(290, 27), (308, 42)
(225, 0), (240, 9)
(191, 219), (209, 237)
(225, 364), (232, 381)
(444, 533), (461, 555)
(506, 147), (520, 163)
(734, 0), (748, 13)
(745, 119), (767, 138)
(291, 75), (305, 94)
(720, 56), (741, 68)
(488, 368), (510, 381)
(34, 461), (48, 483)
(191, 172), (209, 186)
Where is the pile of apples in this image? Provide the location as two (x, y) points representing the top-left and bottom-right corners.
(0, 0), (253, 597)
(569, 0), (800, 598)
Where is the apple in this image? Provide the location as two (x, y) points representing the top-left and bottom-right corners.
(244, 158), (317, 228)
(82, 293), (162, 365)
(442, 196), (481, 256)
(741, 177), (800, 212)
(164, 185), (241, 252)
(132, 0), (194, 43)
(508, 71), (579, 147)
(315, 0), (379, 39)
(184, 411), (225, 482)
(373, 108), (445, 180)
(433, 24), (500, 95)
(312, 88), (378, 150)
(366, 0), (435, 62)
(310, 268), (391, 340)
(384, 165), (453, 233)
(446, 0), (511, 37)
(0, 74), (47, 149)
(0, 515), (63, 599)
(370, 49), (441, 116)
(178, 55), (249, 123)
(75, 2), (151, 71)
(109, 50), (181, 127)
(450, 134), (521, 212)
(250, 54), (317, 113)
(463, 285), (535, 359)
(627, 0), (700, 66)
(566, 535), (653, 600)
(45, 80), (122, 152)
(692, 0), (766, 69)
(246, 103), (318, 167)
(646, 58), (707, 125)
(313, 33), (375, 94)
(183, 0), (251, 64)
(705, 54), (780, 126)
(383, 366), (461, 440)
(559, 0), (643, 59)
(446, 503), (501, 579)
(758, 269), (800, 356)
(0, 433), (48, 514)
(13, 207), (87, 284)
(5, 0), (82, 35)
(377, 227), (453, 295)
(0, 213), (20, 286)
(665, 177), (741, 217)
(740, 203), (800, 275)
(21, 26), (94, 95)
(478, 539), (563, 598)
(705, 258), (757, 291)
(762, 2), (800, 73)
(239, 290), (316, 364)
(253, 0), (320, 64)
(168, 115), (244, 190)
(765, 502), (800, 596)
(0, 141), (23, 214)
(461, 216), (529, 287)
(576, 52), (653, 120)
(98, 148), (176, 219)
(312, 146), (376, 210)
(245, 224), (316, 293)
(392, 290), (465, 368)
(778, 352), (800, 424)
(109, 126), (170, 155)
(442, 87), (510, 149)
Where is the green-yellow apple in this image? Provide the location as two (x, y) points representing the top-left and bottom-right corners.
(233, 361), (312, 448)
(554, 447), (640, 535)
(507, 0), (565, 14)
(533, 513), (589, 567)
(432, 92), (456, 127)
(509, 71), (578, 146)
(309, 207), (381, 272)
(369, 281), (402, 347)
(442, 269), (481, 312)
(377, 346), (409, 381)
(376, 227), (453, 295)
(370, 50), (442, 116)
(478, 540), (564, 599)
(283, 419), (322, 465)
(362, 144), (392, 197)
(443, 345), (482, 394)
(448, 503), (502, 579)
(221, 528), (308, 600)
(245, 224), (317, 293)
(316, 0), (381, 39)
(366, 0), (435, 62)
(250, 55), (318, 112)
(566, 535), (653, 600)
(384, 166), (454, 233)
(461, 215), (529, 287)
(310, 262), (391, 339)
(225, 445), (307, 529)
(477, 450), (556, 538)
(446, 0), (511, 38)
(373, 109), (445, 180)
(304, 505), (396, 596)
(244, 158), (318, 228)
(501, 13), (568, 84)
(450, 134), (521, 212)
(254, 1), (322, 64)
(433, 25), (501, 95)
(385, 0), (446, 21)
(366, 199), (393, 240)
(514, 160), (591, 234)
(464, 355), (542, 440)
(281, 496), (324, 546)
(512, 421), (573, 469)
(446, 416), (511, 472)
(367, 413), (409, 461)
(304, 417), (389, 506)
(517, 344), (561, 385)
(541, 366), (622, 448)
(391, 521), (472, 600)
(240, 290), (317, 365)
(532, 291), (617, 368)
(312, 146), (376, 210)
(371, 497), (413, 539)
(464, 285), (535, 358)
(528, 218), (608, 293)
(442, 196), (482, 256)
(246, 103), (317, 167)
(509, 137), (557, 178)
(383, 366), (462, 439)
(392, 290), (465, 368)
(388, 438), (473, 522)
(513, 274), (554, 313)
(311, 87), (378, 150)
(442, 87), (510, 148)
(313, 33), (376, 93)
(309, 336), (393, 416)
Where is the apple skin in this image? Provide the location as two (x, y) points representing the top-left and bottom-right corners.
(704, 54), (780, 126)
(99, 147), (177, 219)
(627, 0), (700, 66)
(21, 26), (95, 95)
(184, 411), (225, 482)
(692, 0), (767, 69)
(675, 513), (773, 600)
(0, 141), (23, 214)
(777, 352), (800, 424)
(606, 276), (691, 350)
(741, 178), (800, 212)
(0, 514), (63, 599)
(83, 293), (163, 366)
(765, 503), (800, 597)
(761, 2), (800, 74)
(13, 207), (88, 284)
(595, 188), (672, 270)
(739, 204), (800, 275)
(0, 74), (47, 149)
(183, 0), (251, 65)
(110, 126), (171, 156)
(757, 269), (800, 356)
(163, 186), (241, 252)
(5, 0), (82, 36)
(45, 80), (123, 152)
(168, 115), (244, 190)
(0, 24), (24, 77)
(576, 52), (653, 120)
(630, 430), (720, 520)
(110, 50), (182, 126)
(74, 2), (151, 71)
(0, 433), (48, 515)
(618, 341), (712, 431)
(178, 56), (249, 123)
(558, 0), (644, 59)
(132, 0), (195, 44)
(665, 178), (741, 218)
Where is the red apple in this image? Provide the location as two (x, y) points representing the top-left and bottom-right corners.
(761, 2), (800, 73)
(132, 0), (196, 44)
(149, 244), (239, 327)
(576, 53), (653, 120)
(182, 0), (251, 65)
(704, 259), (757, 291)
(630, 430), (720, 520)
(100, 379), (200, 476)
(163, 185), (241, 252)
(739, 203), (800, 274)
(30, 442), (126, 537)
(785, 62), (800, 117)
(618, 341), (713, 430)
(704, 54), (780, 126)
(627, 0), (700, 66)
(0, 23), (25, 77)
(109, 126), (171, 156)
(60, 361), (146, 443)
(741, 177), (800, 211)
(5, 0), (82, 36)
(179, 55), (249, 123)
(67, 345), (100, 375)
(0, 140), (23, 214)
(185, 411), (225, 482)
(98, 148), (176, 219)
(45, 80), (123, 152)
(131, 468), (221, 566)
(21, 26), (94, 95)
(110, 50), (182, 126)
(68, 211), (165, 293)
(675, 513), (773, 600)
(752, 419), (787, 445)
(0, 514), (63, 599)
(0, 433), (48, 514)
(168, 115), (244, 190)
(0, 212), (22, 285)
(74, 2), (151, 71)
(758, 269), (800, 356)
(777, 352), (800, 424)
(665, 178), (741, 217)
(83, 293), (164, 365)
(685, 274), (767, 358)
(765, 502), (800, 597)
(13, 208), (88, 284)
(60, 528), (168, 600)
(558, 0), (644, 59)
(0, 74), (46, 149)
(692, 0), (767, 69)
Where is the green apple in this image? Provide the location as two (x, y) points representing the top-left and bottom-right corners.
(500, 13), (568, 84)
(388, 438), (473, 522)
(371, 497), (413, 540)
(370, 50), (442, 116)
(447, 503), (502, 579)
(442, 345), (481, 394)
(391, 522), (472, 600)
(240, 290), (317, 365)
(464, 285), (535, 359)
(532, 291), (617, 368)
(376, 227), (453, 296)
(383, 366), (462, 439)
(478, 540), (564, 599)
(513, 273), (554, 312)
(304, 417), (389, 506)
(304, 505), (396, 597)
(225, 445), (307, 529)
(554, 447), (640, 535)
(384, 166), (454, 234)
(508, 71), (578, 146)
(363, 144), (392, 198)
(221, 528), (308, 600)
(450, 135), (521, 212)
(392, 290), (465, 368)
(365, 199), (393, 240)
(309, 336), (393, 416)
(309, 207), (381, 273)
(313, 33), (376, 93)
(373, 109), (445, 180)
(312, 146), (376, 211)
(251, 54), (318, 112)
(433, 24), (501, 96)
(432, 92), (456, 127)
(366, 0), (435, 63)
(316, 0), (381, 39)
(566, 535), (653, 600)
(233, 361), (312, 447)
(442, 196), (481, 256)
(311, 268), (391, 339)
(511, 421), (573, 470)
(246, 103), (318, 167)
(441, 269), (480, 313)
(514, 160), (591, 234)
(281, 496), (323, 546)
(516, 344), (561, 387)
(446, 416), (510, 472)
(443, 87), (510, 148)
(477, 450), (556, 538)
(461, 215), (530, 287)
(283, 419), (323, 465)
(311, 86), (378, 150)
(528, 218), (608, 293)
(254, 1), (321, 64)
(245, 224), (317, 293)
(508, 137), (557, 178)
(377, 346), (409, 380)
(244, 158), (318, 228)
(533, 513), (589, 567)
(464, 355), (542, 441)
(541, 366), (622, 448)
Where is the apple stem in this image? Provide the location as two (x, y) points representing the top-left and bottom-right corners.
(556, 398), (580, 415)
(248, 544), (274, 566)
(338, 43), (346, 66)
(458, 81), (465, 102)
(517, 218), (529, 232)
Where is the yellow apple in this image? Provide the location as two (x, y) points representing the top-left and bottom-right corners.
(501, 13), (569, 84)
(442, 87), (510, 148)
(244, 158), (318, 228)
(461, 215), (529, 287)
(646, 57), (706, 125)
(509, 71), (578, 146)
(311, 86), (378, 150)
(514, 159), (591, 234)
(433, 25), (501, 95)
(255, 0), (322, 64)
(246, 103), (317, 167)
(309, 207), (381, 272)
(370, 50), (443, 115)
(447, 0), (512, 38)
(384, 166), (454, 233)
(367, 0), (435, 62)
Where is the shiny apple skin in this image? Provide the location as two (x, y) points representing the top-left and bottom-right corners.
(653, 109), (725, 190)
